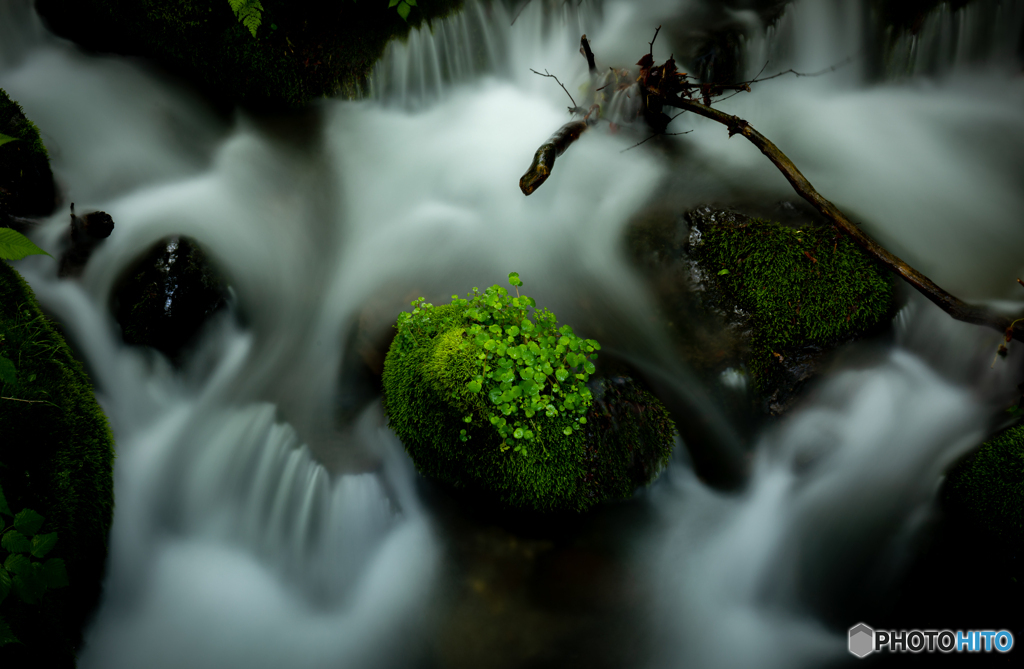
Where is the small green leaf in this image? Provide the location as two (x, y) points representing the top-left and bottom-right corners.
(0, 133), (17, 148)
(406, 0), (417, 5)
(1, 530), (31, 554)
(0, 356), (15, 385)
(4, 553), (30, 577)
(513, 428), (524, 439)
(397, 2), (411, 20)
(13, 509), (44, 537)
(563, 426), (573, 436)
(0, 615), (18, 647)
(583, 360), (596, 375)
(0, 228), (51, 261)
(389, 0), (400, 6)
(555, 368), (569, 382)
(41, 559), (68, 589)
(0, 484), (11, 516)
(717, 268), (730, 275)
(467, 380), (482, 393)
(31, 532), (58, 559)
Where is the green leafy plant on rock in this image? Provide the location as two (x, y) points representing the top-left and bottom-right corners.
(0, 484), (69, 647)
(383, 273), (676, 512)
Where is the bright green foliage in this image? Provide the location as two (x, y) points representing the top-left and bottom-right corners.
(691, 217), (893, 388)
(0, 229), (51, 262)
(394, 273), (600, 457)
(0, 260), (115, 663)
(945, 423), (1024, 545)
(227, 0), (263, 37)
(382, 274), (676, 512)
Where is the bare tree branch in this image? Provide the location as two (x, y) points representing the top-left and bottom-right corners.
(530, 68), (577, 108)
(520, 121), (590, 195)
(662, 96), (1024, 342)
(648, 25), (661, 56)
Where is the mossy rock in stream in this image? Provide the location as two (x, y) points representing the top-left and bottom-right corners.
(626, 205), (896, 416)
(35, 0), (465, 109)
(0, 89), (56, 224)
(944, 422), (1024, 546)
(0, 260), (116, 667)
(381, 285), (676, 513)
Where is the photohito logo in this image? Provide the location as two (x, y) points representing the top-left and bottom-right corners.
(848, 623), (1014, 658)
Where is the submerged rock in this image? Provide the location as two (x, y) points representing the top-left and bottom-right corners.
(0, 88), (56, 224)
(110, 236), (230, 364)
(627, 205), (895, 416)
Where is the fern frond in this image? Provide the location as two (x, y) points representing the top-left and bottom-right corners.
(226, 0), (263, 38)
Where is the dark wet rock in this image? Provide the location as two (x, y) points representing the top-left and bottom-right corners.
(110, 235), (230, 364)
(34, 0), (465, 110)
(57, 203), (115, 278)
(0, 88), (56, 224)
(626, 204), (895, 417)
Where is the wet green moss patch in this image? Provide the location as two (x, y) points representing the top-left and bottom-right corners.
(0, 260), (115, 667)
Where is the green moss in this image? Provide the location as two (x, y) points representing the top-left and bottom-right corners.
(944, 423), (1024, 545)
(36, 0), (465, 108)
(690, 216), (894, 389)
(382, 298), (675, 513)
(0, 260), (115, 666)
(0, 89), (55, 220)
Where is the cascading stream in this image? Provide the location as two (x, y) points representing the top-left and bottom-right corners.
(0, 1), (1022, 667)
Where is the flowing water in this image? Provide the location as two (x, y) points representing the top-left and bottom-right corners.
(1, 0), (1023, 667)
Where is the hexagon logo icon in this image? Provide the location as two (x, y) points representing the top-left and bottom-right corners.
(848, 623), (874, 658)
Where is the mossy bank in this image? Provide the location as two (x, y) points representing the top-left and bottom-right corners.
(0, 260), (115, 666)
(0, 89), (56, 224)
(35, 0), (464, 109)
(382, 281), (676, 512)
(944, 422), (1024, 546)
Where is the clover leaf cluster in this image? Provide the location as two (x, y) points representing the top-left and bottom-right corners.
(395, 273), (600, 457)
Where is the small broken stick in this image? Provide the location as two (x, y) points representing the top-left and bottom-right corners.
(519, 120), (589, 196)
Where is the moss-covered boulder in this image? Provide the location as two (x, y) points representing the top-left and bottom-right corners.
(381, 279), (675, 512)
(944, 422), (1024, 546)
(35, 0), (464, 109)
(0, 259), (115, 667)
(0, 89), (56, 224)
(110, 235), (230, 365)
(627, 205), (895, 416)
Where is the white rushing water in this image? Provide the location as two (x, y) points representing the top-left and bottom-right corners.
(1, 0), (1023, 667)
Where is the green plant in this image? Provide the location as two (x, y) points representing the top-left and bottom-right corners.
(388, 0), (418, 21)
(0, 483), (69, 647)
(0, 229), (50, 262)
(227, 0), (263, 37)
(383, 273), (675, 512)
(394, 273), (599, 457)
